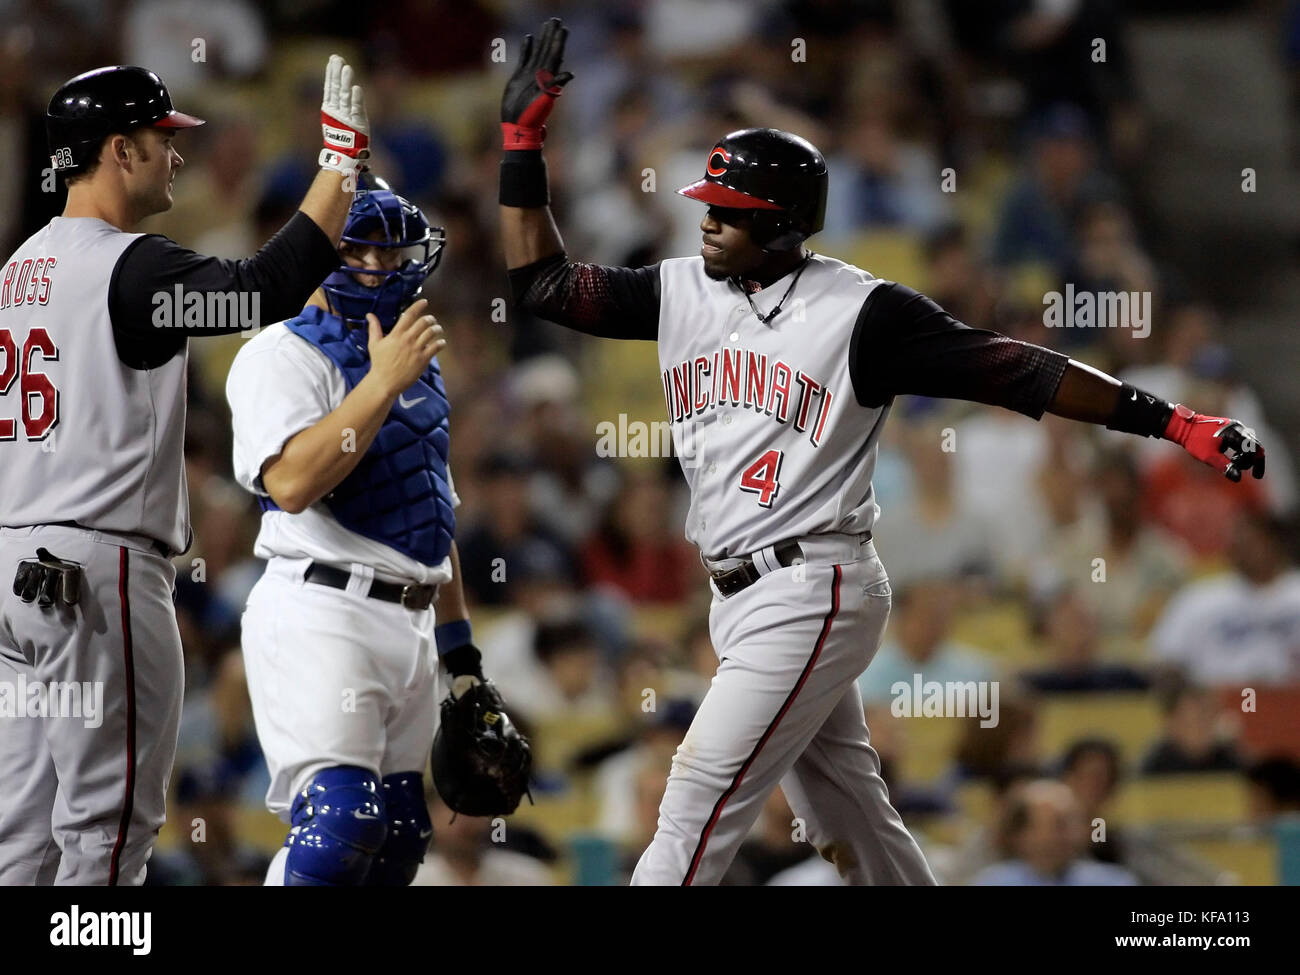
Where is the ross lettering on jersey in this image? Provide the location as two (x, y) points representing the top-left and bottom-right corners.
(744, 351), (768, 412)
(12, 260), (33, 308)
(719, 347), (742, 406)
(767, 361), (793, 423)
(0, 261), (13, 307)
(661, 370), (674, 422)
(692, 355), (711, 414)
(811, 388), (833, 447)
(24, 258), (44, 305)
(793, 371), (823, 432)
(38, 257), (55, 305)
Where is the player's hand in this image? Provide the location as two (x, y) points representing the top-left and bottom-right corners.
(1163, 404), (1266, 482)
(320, 54), (370, 175)
(367, 299), (444, 397)
(501, 17), (574, 150)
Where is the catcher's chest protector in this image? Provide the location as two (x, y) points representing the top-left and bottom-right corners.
(271, 305), (455, 566)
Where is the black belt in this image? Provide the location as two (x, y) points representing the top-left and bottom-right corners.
(709, 539), (805, 598)
(304, 562), (437, 610)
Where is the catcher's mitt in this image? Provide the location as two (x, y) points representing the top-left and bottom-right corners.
(432, 680), (532, 816)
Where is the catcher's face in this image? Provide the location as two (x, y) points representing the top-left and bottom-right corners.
(340, 230), (405, 288)
(699, 205), (767, 280)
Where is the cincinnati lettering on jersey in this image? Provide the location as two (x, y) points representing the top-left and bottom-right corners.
(661, 346), (835, 447)
(0, 256), (56, 310)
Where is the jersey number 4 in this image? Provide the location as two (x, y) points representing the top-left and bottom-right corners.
(739, 449), (784, 507)
(0, 327), (59, 441)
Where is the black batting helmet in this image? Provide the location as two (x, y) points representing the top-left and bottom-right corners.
(677, 128), (828, 252)
(46, 66), (205, 175)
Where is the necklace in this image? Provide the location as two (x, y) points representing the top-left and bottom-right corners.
(733, 253), (813, 325)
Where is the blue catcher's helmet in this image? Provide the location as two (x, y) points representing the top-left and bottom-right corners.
(322, 185), (445, 328)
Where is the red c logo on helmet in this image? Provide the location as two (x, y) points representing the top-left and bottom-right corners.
(706, 147), (731, 177)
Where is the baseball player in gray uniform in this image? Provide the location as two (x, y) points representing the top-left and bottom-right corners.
(0, 57), (369, 885)
(498, 19), (1266, 886)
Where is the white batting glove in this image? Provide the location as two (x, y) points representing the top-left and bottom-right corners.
(319, 54), (370, 175)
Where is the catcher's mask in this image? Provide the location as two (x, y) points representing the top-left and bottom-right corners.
(322, 181), (445, 328)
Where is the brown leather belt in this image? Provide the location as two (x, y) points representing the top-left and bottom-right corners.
(304, 562), (436, 610)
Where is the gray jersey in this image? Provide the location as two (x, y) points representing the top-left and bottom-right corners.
(657, 254), (887, 559)
(0, 217), (190, 553)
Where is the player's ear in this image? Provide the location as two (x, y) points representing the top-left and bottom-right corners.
(107, 134), (131, 168)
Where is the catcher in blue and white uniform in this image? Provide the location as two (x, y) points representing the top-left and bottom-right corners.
(226, 183), (530, 886)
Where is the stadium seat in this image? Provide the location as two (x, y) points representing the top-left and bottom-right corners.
(1037, 692), (1163, 766)
(1108, 774), (1251, 825)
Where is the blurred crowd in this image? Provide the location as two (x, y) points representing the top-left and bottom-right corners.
(4, 0), (1300, 885)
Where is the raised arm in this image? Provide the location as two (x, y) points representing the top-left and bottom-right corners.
(497, 18), (659, 341)
(850, 283), (1265, 483)
(109, 56), (373, 368)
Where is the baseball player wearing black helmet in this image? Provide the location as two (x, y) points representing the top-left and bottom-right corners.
(498, 18), (1265, 887)
(0, 57), (371, 885)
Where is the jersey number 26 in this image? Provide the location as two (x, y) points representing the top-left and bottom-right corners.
(0, 327), (59, 441)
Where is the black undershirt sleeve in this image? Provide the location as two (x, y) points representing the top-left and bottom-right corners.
(508, 253), (660, 340)
(849, 281), (1069, 420)
(108, 210), (341, 369)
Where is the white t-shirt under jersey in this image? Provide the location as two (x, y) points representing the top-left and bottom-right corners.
(225, 319), (458, 586)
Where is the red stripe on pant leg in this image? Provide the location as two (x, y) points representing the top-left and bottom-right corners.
(682, 564), (843, 886)
(108, 546), (137, 886)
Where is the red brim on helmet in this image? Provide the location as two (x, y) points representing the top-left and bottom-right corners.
(677, 179), (784, 211)
(153, 109), (205, 129)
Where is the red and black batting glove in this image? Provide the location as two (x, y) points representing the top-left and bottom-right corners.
(1164, 405), (1266, 482)
(501, 17), (574, 150)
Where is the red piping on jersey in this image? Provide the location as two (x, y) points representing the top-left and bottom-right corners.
(682, 564), (843, 885)
(108, 546), (137, 886)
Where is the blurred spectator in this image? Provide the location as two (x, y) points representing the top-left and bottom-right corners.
(1036, 446), (1192, 642)
(1121, 301), (1296, 516)
(972, 779), (1137, 885)
(1058, 738), (1126, 865)
(947, 762), (1041, 884)
(456, 451), (576, 607)
(412, 793), (552, 886)
(951, 701), (1041, 783)
(512, 355), (621, 547)
(366, 0), (501, 76)
(724, 788), (825, 886)
(871, 419), (996, 588)
(921, 223), (1000, 331)
(992, 103), (1118, 274)
(596, 698), (696, 846)
(486, 616), (614, 731)
(824, 108), (951, 235)
(123, 0), (267, 95)
(1245, 756), (1300, 820)
(1140, 674), (1242, 776)
(1020, 584), (1150, 693)
(582, 466), (700, 603)
(1149, 510), (1300, 685)
(858, 579), (997, 706)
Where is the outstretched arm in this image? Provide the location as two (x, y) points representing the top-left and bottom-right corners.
(497, 18), (660, 341)
(851, 283), (1265, 482)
